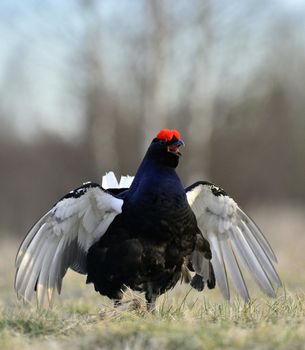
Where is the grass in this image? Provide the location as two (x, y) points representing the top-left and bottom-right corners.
(1, 292), (305, 350)
(1, 206), (305, 349)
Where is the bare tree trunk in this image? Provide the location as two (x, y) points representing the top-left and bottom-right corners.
(184, 1), (218, 183)
(140, 0), (168, 152)
(80, 0), (119, 176)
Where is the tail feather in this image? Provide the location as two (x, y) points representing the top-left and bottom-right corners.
(191, 274), (205, 291)
(190, 262), (216, 291)
(207, 261), (216, 289)
(102, 172), (134, 190)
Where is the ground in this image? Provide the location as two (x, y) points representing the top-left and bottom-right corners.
(1, 205), (305, 350)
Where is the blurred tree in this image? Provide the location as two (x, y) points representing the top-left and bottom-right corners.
(78, 0), (119, 175)
(180, 1), (216, 182)
(1, 0), (305, 236)
(139, 0), (169, 152)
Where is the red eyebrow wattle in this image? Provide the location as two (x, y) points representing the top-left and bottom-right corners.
(156, 129), (181, 141)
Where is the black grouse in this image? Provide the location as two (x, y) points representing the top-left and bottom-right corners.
(15, 129), (282, 310)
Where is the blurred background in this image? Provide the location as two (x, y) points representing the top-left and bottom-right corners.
(0, 0), (305, 297)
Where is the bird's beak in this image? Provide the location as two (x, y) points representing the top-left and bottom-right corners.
(176, 139), (185, 147)
(167, 139), (185, 156)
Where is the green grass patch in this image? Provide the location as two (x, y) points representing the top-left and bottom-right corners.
(1, 237), (305, 349)
(0, 292), (304, 350)
(0, 308), (87, 337)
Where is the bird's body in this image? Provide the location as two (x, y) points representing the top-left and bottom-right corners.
(86, 157), (201, 307)
(15, 129), (281, 310)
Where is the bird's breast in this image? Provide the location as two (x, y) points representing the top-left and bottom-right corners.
(125, 188), (196, 243)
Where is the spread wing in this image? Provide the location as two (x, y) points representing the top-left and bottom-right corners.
(186, 181), (282, 301)
(15, 172), (134, 307)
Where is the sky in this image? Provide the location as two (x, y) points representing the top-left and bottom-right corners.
(0, 0), (304, 141)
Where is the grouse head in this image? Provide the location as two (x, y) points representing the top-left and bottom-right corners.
(147, 129), (185, 168)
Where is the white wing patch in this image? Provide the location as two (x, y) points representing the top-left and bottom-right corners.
(187, 183), (282, 301)
(15, 175), (129, 308)
(102, 171), (134, 189)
